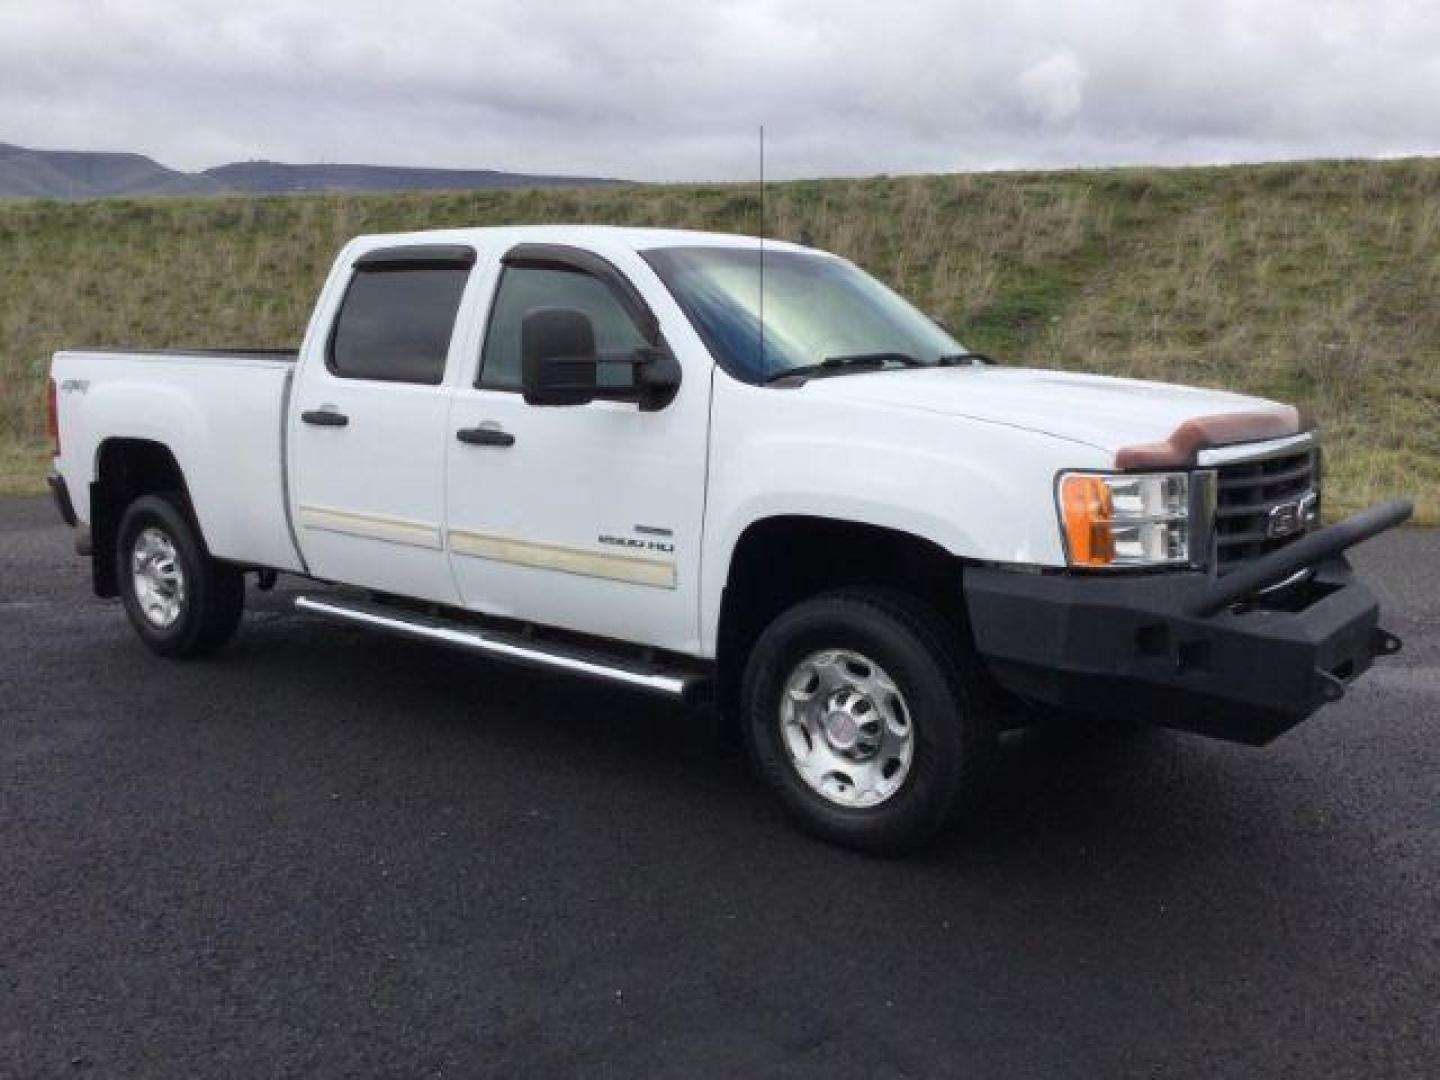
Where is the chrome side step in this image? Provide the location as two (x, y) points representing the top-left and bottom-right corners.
(294, 594), (708, 701)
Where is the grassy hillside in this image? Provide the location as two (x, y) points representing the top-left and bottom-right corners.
(1, 158), (1436, 521)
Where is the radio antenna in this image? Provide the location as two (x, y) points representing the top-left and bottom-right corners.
(758, 124), (766, 377)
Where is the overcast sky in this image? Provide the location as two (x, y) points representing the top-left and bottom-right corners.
(2, 0), (1438, 181)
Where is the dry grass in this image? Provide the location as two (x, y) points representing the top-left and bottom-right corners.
(1, 158), (1435, 520)
(1032, 161), (1440, 520)
(0, 438), (47, 496)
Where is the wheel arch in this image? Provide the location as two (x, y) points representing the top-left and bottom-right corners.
(713, 514), (975, 724)
(90, 438), (193, 597)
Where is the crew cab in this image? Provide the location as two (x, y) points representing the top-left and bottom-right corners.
(46, 225), (1411, 851)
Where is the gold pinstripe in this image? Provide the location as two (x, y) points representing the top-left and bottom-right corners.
(447, 528), (676, 589)
(297, 504), (443, 550)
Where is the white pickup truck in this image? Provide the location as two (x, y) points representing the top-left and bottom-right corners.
(47, 225), (1411, 851)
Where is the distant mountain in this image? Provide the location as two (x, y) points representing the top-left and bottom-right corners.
(0, 143), (224, 198)
(203, 160), (621, 194)
(0, 143), (625, 199)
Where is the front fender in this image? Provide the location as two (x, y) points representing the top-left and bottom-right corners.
(699, 375), (1110, 654)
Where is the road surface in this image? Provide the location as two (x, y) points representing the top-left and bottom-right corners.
(2, 496), (1436, 1077)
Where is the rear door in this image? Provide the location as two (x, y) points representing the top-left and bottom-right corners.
(444, 244), (710, 653)
(289, 245), (475, 603)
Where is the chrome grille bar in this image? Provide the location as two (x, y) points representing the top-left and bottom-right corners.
(1211, 441), (1319, 573)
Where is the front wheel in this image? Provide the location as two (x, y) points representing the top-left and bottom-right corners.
(741, 589), (996, 853)
(116, 492), (244, 658)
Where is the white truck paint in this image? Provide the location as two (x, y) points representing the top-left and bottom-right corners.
(47, 224), (1406, 851)
(52, 225), (1265, 652)
(50, 350), (302, 574)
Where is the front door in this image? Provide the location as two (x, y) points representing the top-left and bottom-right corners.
(289, 245), (475, 604)
(444, 249), (709, 653)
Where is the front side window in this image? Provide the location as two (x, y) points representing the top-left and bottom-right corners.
(642, 246), (970, 384)
(479, 265), (646, 391)
(329, 265), (470, 384)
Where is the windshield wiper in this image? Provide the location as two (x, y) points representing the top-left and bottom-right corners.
(937, 352), (995, 366)
(766, 352), (923, 384)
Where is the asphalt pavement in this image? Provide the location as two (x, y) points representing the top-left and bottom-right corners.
(2, 495), (1437, 1078)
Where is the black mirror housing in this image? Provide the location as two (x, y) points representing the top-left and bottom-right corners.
(521, 307), (598, 407)
(635, 346), (682, 412)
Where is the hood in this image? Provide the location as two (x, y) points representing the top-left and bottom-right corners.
(796, 366), (1306, 465)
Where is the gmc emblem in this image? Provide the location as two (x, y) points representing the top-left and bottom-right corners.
(1266, 491), (1318, 540)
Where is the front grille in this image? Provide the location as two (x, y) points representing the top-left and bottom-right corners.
(1213, 446), (1318, 572)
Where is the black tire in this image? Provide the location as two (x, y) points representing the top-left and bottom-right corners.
(741, 588), (996, 854)
(116, 492), (244, 658)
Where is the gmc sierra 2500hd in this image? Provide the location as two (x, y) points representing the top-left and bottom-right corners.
(47, 226), (1411, 851)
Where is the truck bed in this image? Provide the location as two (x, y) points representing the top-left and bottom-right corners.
(50, 347), (306, 574)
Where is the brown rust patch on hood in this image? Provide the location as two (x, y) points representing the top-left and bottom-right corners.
(1114, 406), (1312, 470)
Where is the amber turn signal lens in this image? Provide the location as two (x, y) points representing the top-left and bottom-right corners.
(1059, 474), (1116, 566)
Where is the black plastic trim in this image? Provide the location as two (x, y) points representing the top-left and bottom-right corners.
(300, 409), (349, 427)
(89, 479), (117, 597)
(58, 348), (297, 362)
(456, 426), (515, 447)
(47, 472), (76, 527)
(353, 244), (477, 271)
(500, 243), (660, 343)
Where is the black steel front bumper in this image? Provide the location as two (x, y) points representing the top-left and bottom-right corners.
(964, 500), (1411, 745)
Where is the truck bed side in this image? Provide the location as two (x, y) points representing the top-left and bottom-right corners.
(51, 349), (306, 574)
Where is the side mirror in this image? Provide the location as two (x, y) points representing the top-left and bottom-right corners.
(521, 307), (598, 407)
(634, 345), (682, 412)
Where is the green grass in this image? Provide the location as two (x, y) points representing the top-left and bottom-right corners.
(2, 158), (1436, 520)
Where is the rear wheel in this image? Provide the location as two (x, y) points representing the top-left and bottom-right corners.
(742, 588), (996, 853)
(116, 493), (244, 658)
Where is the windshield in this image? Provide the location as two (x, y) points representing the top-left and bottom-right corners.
(642, 245), (968, 384)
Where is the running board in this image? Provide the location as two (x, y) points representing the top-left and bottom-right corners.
(294, 595), (708, 701)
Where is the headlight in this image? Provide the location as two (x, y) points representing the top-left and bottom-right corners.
(1057, 471), (1194, 568)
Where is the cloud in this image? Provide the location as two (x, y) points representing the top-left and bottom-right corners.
(0, 0), (1436, 180)
(1018, 53), (1087, 127)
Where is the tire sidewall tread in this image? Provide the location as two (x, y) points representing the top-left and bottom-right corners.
(742, 587), (996, 854)
(116, 492), (243, 658)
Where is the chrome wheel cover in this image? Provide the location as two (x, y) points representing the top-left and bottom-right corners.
(778, 649), (914, 808)
(131, 527), (186, 629)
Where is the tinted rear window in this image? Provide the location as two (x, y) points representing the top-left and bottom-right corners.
(329, 266), (470, 384)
